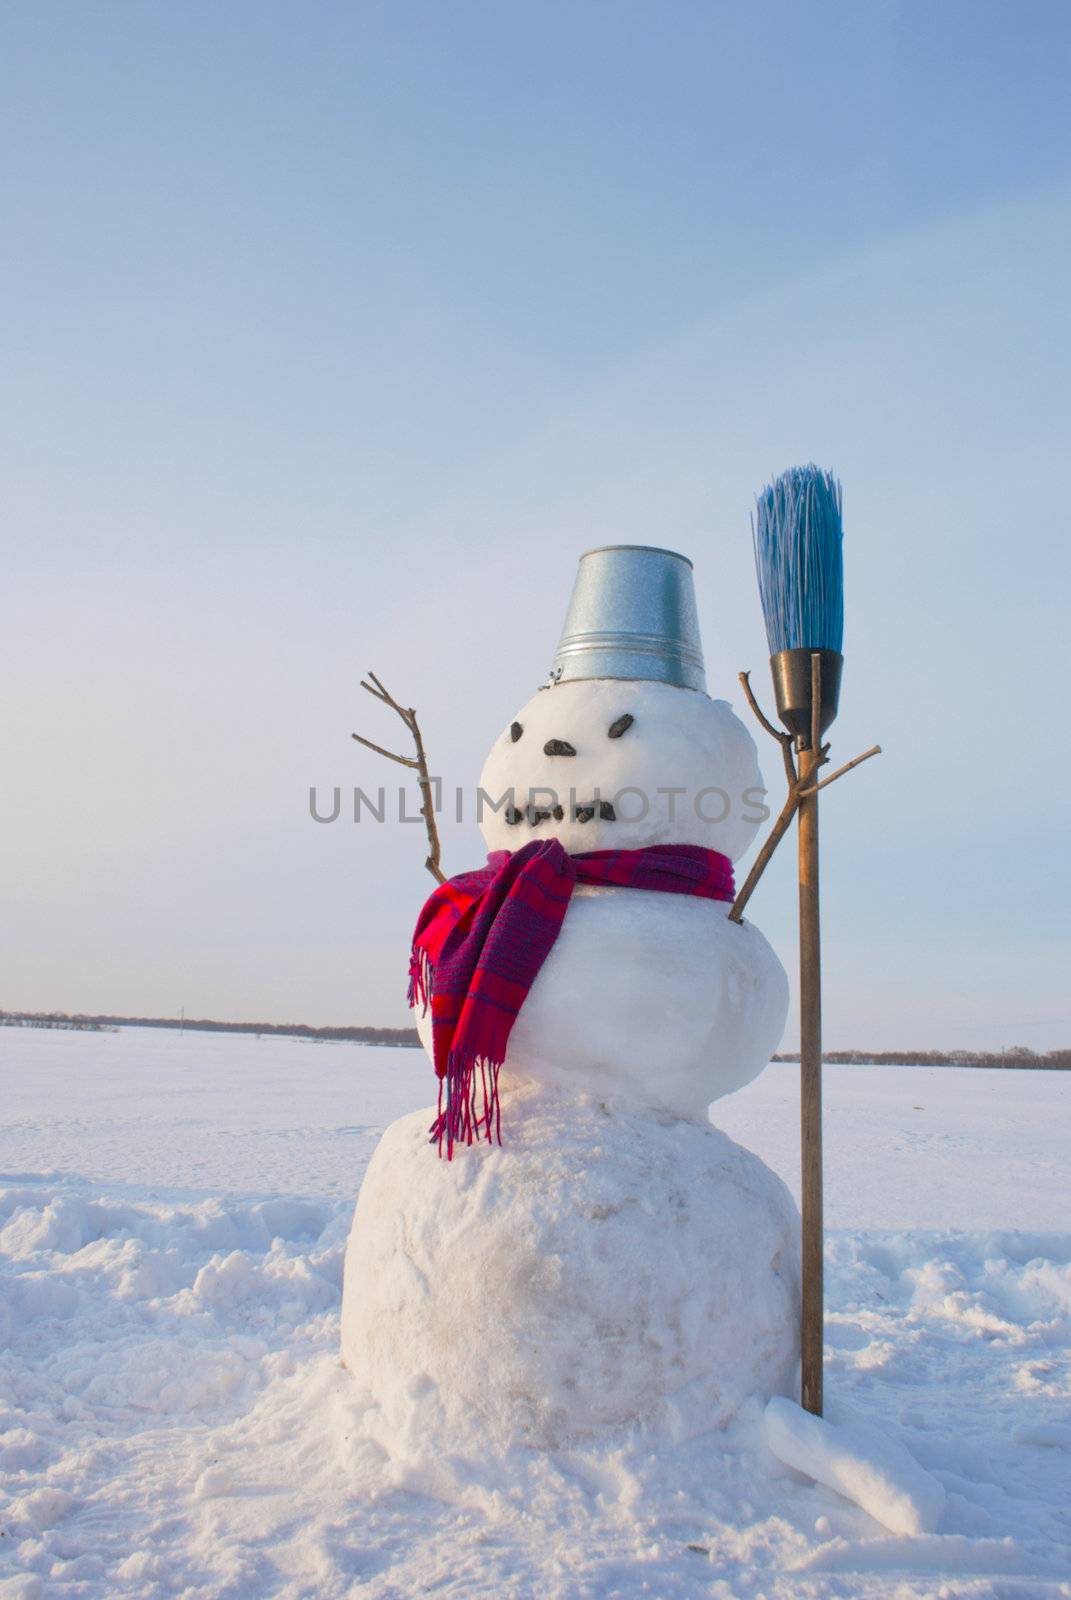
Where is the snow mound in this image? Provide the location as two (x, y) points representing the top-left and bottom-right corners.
(341, 1084), (800, 1452)
(765, 1395), (946, 1536)
(2, 1032), (1070, 1595)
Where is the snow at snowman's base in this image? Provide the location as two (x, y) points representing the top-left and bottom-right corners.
(764, 1396), (946, 1537)
(4, 1030), (1071, 1599)
(341, 1084), (800, 1451)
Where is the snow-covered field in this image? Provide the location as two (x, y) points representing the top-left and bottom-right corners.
(1, 1027), (1068, 1599)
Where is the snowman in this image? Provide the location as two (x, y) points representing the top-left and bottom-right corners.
(341, 546), (800, 1454)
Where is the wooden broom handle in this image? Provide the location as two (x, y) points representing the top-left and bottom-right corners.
(798, 652), (824, 1416)
(731, 655), (881, 1415)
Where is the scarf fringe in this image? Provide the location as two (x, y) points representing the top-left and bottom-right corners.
(408, 946), (430, 1014)
(428, 1049), (502, 1160)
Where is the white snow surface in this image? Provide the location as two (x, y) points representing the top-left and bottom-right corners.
(764, 1397), (946, 1538)
(2, 1026), (1070, 1598)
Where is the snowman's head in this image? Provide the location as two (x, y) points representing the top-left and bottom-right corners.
(478, 678), (766, 861)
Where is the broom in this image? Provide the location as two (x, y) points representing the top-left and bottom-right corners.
(753, 465), (845, 1419)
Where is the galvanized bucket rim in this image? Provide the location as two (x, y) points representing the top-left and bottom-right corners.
(554, 628), (706, 669)
(580, 543), (693, 569)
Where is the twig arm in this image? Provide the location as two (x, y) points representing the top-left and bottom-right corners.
(798, 744), (881, 796)
(731, 669), (800, 919)
(728, 787), (801, 924)
(350, 733), (419, 769)
(406, 702), (445, 883)
(739, 670), (797, 787)
(739, 669), (785, 745)
(353, 673), (446, 883)
(359, 675), (392, 707)
(730, 662), (878, 923)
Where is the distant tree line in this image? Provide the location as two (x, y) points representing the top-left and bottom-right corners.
(0, 1013), (115, 1033)
(0, 1010), (420, 1046)
(4, 1013), (1066, 1066)
(773, 1046), (1071, 1070)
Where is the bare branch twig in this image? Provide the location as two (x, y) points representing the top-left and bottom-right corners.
(728, 785), (802, 924)
(359, 677), (391, 707)
(739, 671), (797, 788)
(350, 733), (419, 769)
(353, 673), (445, 882)
(731, 668), (802, 923)
(739, 670), (784, 745)
(797, 744), (881, 797)
(729, 662), (879, 923)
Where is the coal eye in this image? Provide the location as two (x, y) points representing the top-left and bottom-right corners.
(607, 714), (634, 739)
(510, 722), (523, 742)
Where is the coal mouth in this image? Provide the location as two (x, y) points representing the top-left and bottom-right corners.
(573, 799), (616, 824)
(504, 799), (616, 827)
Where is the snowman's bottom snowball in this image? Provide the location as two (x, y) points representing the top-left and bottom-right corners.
(340, 1088), (800, 1453)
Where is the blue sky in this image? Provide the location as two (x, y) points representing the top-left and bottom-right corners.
(3, 1), (1069, 1047)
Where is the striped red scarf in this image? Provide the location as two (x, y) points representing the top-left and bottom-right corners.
(409, 838), (735, 1157)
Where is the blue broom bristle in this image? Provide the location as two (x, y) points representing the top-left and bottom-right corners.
(752, 464), (844, 655)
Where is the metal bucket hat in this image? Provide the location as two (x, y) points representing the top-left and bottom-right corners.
(548, 544), (706, 692)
